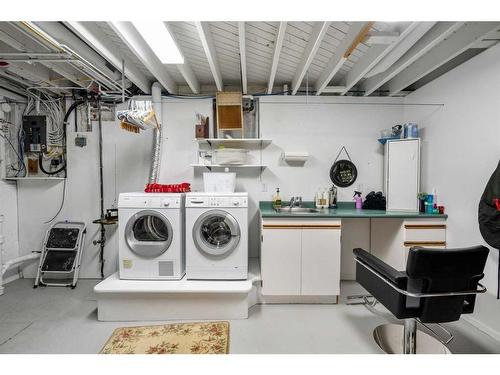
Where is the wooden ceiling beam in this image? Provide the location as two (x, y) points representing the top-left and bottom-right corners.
(315, 22), (372, 95)
(291, 21), (331, 95)
(387, 22), (500, 96)
(267, 21), (287, 94)
(195, 22), (223, 91)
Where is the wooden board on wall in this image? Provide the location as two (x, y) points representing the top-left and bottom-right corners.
(216, 92), (244, 136)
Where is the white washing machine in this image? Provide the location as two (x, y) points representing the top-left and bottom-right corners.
(186, 192), (248, 280)
(118, 192), (185, 280)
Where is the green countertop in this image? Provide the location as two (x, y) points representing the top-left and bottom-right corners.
(259, 201), (448, 219)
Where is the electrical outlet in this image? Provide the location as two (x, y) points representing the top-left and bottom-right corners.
(261, 183), (268, 192)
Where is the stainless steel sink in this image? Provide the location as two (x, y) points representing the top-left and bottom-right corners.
(275, 207), (320, 214)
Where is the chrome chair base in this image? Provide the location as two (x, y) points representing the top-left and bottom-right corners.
(373, 323), (451, 354)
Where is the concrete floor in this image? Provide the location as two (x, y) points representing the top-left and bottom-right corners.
(0, 279), (499, 354)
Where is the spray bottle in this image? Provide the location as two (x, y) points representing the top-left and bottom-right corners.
(354, 191), (363, 209)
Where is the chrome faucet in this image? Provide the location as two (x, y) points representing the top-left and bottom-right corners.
(289, 196), (303, 210)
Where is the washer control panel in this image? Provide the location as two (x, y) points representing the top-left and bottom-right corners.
(120, 196), (181, 209)
(186, 196), (248, 208)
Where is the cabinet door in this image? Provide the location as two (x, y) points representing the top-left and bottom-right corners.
(387, 139), (420, 211)
(370, 219), (406, 270)
(301, 228), (341, 296)
(261, 228), (301, 295)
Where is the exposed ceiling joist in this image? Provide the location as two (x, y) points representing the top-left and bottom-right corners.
(6, 62), (56, 86)
(0, 69), (33, 87)
(66, 21), (151, 93)
(362, 22), (463, 96)
(340, 22), (423, 95)
(109, 21), (178, 94)
(315, 22), (372, 96)
(0, 28), (85, 89)
(364, 22), (436, 79)
(291, 21), (331, 95)
(387, 22), (500, 96)
(40, 62), (88, 88)
(163, 22), (200, 95)
(0, 29), (25, 50)
(32, 22), (120, 81)
(238, 22), (247, 94)
(195, 21), (223, 92)
(267, 21), (287, 94)
(322, 86), (347, 94)
(175, 63), (200, 94)
(0, 80), (27, 100)
(365, 31), (400, 44)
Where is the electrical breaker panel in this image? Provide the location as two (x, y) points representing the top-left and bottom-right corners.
(22, 115), (47, 152)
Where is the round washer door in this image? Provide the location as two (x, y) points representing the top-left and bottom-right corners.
(193, 209), (240, 256)
(125, 210), (173, 258)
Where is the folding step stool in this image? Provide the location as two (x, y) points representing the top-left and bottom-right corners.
(34, 221), (86, 289)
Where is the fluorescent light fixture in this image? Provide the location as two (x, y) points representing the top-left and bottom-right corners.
(132, 21), (184, 64)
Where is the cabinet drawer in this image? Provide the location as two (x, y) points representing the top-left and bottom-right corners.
(404, 224), (446, 243)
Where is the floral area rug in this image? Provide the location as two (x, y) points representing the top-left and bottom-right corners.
(100, 321), (229, 354)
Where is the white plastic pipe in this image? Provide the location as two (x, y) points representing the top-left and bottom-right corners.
(0, 215), (40, 296)
(0, 214), (4, 296)
(1, 253), (40, 276)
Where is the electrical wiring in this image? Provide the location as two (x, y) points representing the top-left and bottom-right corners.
(0, 115), (26, 176)
(0, 132), (25, 176)
(43, 178), (66, 224)
(17, 127), (26, 177)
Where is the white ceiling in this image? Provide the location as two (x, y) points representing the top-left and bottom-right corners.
(0, 21), (499, 98)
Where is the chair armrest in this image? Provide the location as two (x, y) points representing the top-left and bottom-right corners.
(353, 248), (408, 289)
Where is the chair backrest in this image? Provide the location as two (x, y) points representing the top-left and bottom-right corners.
(406, 245), (489, 323)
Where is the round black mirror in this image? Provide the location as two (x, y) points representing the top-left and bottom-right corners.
(330, 159), (358, 187)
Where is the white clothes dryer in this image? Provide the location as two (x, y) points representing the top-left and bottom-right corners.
(118, 192), (185, 280)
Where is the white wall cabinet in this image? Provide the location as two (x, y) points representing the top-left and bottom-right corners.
(384, 139), (420, 212)
(261, 220), (341, 300)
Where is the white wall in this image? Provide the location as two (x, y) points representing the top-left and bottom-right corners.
(0, 102), (21, 283)
(17, 104), (153, 278)
(13, 95), (404, 277)
(404, 43), (500, 339)
(0, 180), (20, 283)
(158, 96), (404, 257)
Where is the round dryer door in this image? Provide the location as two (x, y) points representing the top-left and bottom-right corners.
(193, 210), (240, 256)
(125, 210), (173, 258)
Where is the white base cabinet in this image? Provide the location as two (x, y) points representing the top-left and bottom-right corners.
(261, 219), (341, 301)
(260, 228), (301, 296)
(370, 219), (447, 270)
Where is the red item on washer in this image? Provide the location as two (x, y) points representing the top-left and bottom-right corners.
(144, 183), (191, 193)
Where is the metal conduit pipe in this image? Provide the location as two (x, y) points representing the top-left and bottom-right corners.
(29, 22), (121, 81)
(149, 82), (163, 184)
(16, 22), (125, 93)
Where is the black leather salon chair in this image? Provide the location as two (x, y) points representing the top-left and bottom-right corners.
(351, 245), (489, 354)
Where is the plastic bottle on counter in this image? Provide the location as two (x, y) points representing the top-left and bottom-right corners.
(328, 184), (338, 208)
(354, 191), (363, 209)
(273, 188), (282, 210)
(321, 188), (327, 208)
(431, 188), (438, 207)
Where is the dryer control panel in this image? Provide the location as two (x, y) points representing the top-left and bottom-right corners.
(186, 195), (248, 208)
